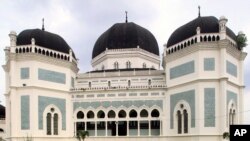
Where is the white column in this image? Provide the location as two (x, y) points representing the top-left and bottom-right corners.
(127, 121), (129, 136)
(149, 120), (151, 136)
(95, 121), (97, 136)
(51, 114), (54, 135)
(160, 120), (162, 136)
(138, 121), (140, 136)
(74, 122), (76, 136)
(105, 121), (108, 136)
(116, 121), (118, 136)
(5, 95), (11, 138)
(219, 78), (227, 132)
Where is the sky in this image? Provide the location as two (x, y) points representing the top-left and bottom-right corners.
(0, 0), (250, 123)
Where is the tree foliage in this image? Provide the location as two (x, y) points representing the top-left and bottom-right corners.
(76, 130), (89, 141)
(223, 132), (230, 140)
(236, 33), (247, 50)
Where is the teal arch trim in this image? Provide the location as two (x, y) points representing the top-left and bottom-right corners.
(170, 90), (195, 129)
(73, 100), (163, 111)
(38, 96), (66, 130)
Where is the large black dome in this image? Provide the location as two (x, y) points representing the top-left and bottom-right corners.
(17, 29), (75, 58)
(166, 16), (236, 47)
(92, 22), (159, 58)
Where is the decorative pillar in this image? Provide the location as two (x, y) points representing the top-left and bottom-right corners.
(219, 16), (228, 40)
(69, 49), (73, 62)
(196, 27), (201, 43)
(105, 121), (108, 136)
(9, 31), (17, 46)
(31, 38), (35, 53)
(127, 120), (129, 136)
(116, 121), (118, 136)
(149, 120), (151, 136)
(95, 121), (97, 136)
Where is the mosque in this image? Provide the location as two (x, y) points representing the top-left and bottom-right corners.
(1, 11), (247, 141)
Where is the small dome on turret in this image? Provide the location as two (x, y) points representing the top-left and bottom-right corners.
(16, 29), (75, 58)
(166, 16), (236, 47)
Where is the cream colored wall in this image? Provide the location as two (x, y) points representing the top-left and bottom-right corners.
(166, 51), (199, 88)
(92, 49), (160, 70)
(76, 75), (165, 88)
(13, 60), (76, 91)
(8, 85), (74, 138)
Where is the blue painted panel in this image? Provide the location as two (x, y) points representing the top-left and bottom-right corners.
(38, 68), (66, 84)
(204, 58), (215, 71)
(21, 95), (30, 130)
(170, 90), (195, 128)
(21, 68), (29, 79)
(170, 61), (195, 79)
(204, 88), (215, 127)
(227, 90), (237, 105)
(38, 96), (66, 130)
(226, 61), (237, 77)
(73, 100), (163, 111)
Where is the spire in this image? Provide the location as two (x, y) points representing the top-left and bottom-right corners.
(125, 11), (128, 23)
(42, 18), (45, 31)
(198, 6), (201, 17)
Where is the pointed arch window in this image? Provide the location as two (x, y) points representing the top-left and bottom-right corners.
(176, 104), (189, 134)
(177, 111), (182, 134)
(46, 107), (60, 135)
(47, 113), (52, 135)
(183, 110), (188, 133)
(54, 114), (58, 135)
(108, 81), (111, 87)
(128, 80), (131, 87)
(148, 79), (151, 86)
(114, 62), (119, 69)
(89, 82), (92, 88)
(229, 103), (236, 126)
(126, 61), (131, 69)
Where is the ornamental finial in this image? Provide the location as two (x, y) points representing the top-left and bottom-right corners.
(198, 6), (201, 17)
(42, 18), (45, 31)
(125, 11), (128, 23)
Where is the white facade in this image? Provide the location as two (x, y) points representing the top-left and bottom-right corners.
(1, 16), (247, 141)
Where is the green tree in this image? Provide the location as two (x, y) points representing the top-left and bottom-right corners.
(236, 32), (247, 50)
(223, 132), (230, 140)
(76, 130), (89, 141)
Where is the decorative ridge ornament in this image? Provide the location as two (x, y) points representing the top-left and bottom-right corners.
(42, 18), (45, 31)
(198, 6), (201, 17)
(125, 11), (128, 23)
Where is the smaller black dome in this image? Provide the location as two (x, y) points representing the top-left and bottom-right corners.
(167, 16), (237, 47)
(17, 29), (75, 58)
(0, 105), (5, 119)
(92, 22), (159, 58)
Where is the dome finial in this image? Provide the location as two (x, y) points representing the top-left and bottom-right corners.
(125, 11), (128, 23)
(198, 6), (201, 17)
(42, 18), (45, 31)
